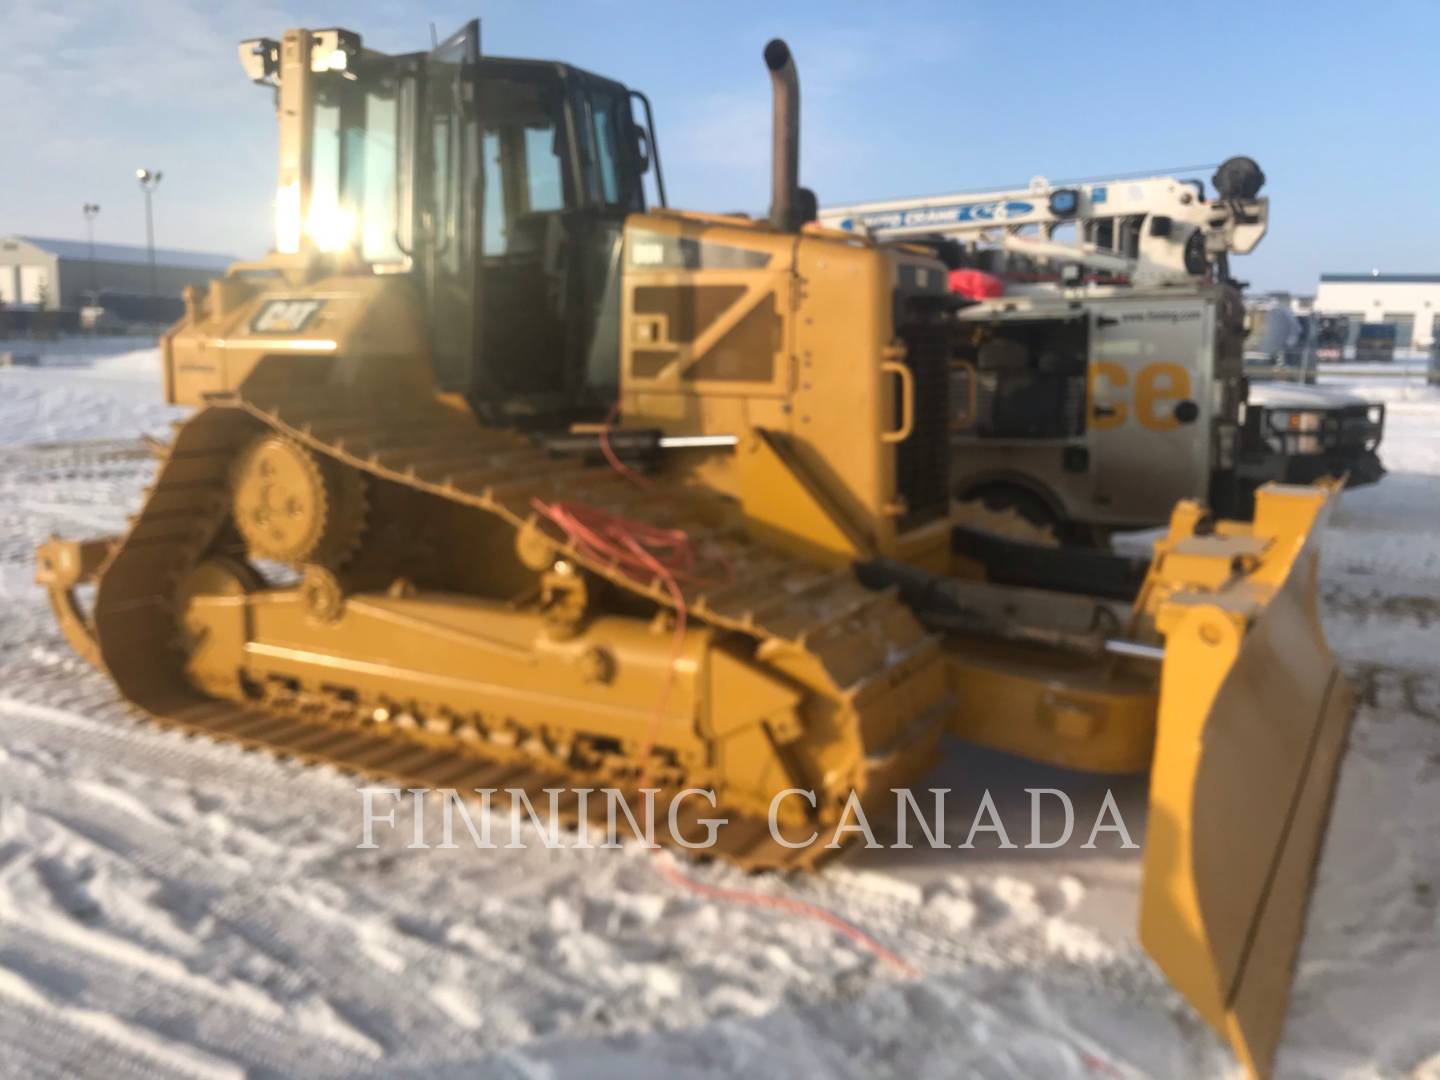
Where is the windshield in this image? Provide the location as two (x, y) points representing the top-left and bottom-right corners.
(298, 63), (643, 267)
(304, 65), (406, 263)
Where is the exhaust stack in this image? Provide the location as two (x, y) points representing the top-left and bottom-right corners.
(764, 39), (800, 231)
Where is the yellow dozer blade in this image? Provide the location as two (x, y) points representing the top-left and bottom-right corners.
(1136, 481), (1352, 1076)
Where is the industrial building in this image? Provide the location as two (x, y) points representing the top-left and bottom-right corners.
(0, 235), (235, 311)
(1314, 272), (1440, 350)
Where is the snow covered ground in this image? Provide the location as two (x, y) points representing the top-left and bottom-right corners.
(0, 349), (1435, 1078)
(0, 336), (184, 446)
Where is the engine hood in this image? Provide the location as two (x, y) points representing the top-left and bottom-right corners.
(1247, 382), (1371, 410)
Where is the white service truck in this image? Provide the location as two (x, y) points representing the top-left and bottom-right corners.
(823, 158), (1385, 538)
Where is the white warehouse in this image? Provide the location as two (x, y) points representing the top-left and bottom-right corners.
(1314, 272), (1440, 350)
(0, 235), (234, 311)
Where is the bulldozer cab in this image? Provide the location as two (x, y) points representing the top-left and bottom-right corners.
(259, 21), (658, 419)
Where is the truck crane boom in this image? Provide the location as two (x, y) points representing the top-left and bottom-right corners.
(819, 156), (1268, 287)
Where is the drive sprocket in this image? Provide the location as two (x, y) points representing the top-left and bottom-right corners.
(230, 434), (366, 567)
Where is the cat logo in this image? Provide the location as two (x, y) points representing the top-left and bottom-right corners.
(251, 298), (325, 334)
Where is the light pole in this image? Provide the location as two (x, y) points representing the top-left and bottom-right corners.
(135, 168), (162, 297)
(82, 203), (101, 302)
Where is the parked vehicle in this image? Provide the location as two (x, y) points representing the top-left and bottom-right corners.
(1355, 322), (1398, 363)
(1313, 313), (1349, 361)
(1243, 382), (1385, 487)
(824, 168), (1386, 539)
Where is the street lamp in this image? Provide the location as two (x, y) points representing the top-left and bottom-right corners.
(82, 203), (101, 301)
(135, 168), (163, 297)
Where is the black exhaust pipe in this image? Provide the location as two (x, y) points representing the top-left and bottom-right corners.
(764, 39), (800, 231)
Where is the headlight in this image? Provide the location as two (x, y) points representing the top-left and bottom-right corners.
(1265, 410), (1324, 455)
(1271, 410), (1322, 433)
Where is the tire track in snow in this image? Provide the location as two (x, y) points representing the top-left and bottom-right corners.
(0, 961), (245, 1080)
(0, 811), (387, 1073)
(0, 698), (412, 1071)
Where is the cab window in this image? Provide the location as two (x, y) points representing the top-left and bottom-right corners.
(590, 94), (621, 204)
(479, 75), (570, 256)
(587, 88), (641, 211)
(305, 66), (405, 264)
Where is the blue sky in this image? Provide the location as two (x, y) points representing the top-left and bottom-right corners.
(4, 0), (1434, 292)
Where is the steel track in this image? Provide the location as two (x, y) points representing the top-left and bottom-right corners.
(83, 390), (947, 870)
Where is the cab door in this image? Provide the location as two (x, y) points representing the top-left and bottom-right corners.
(421, 20), (482, 393)
(1088, 297), (1209, 522)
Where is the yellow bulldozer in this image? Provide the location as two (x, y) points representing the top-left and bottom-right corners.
(35, 22), (1352, 1076)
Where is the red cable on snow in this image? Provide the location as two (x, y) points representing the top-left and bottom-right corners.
(648, 850), (919, 978)
(532, 411), (919, 981)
